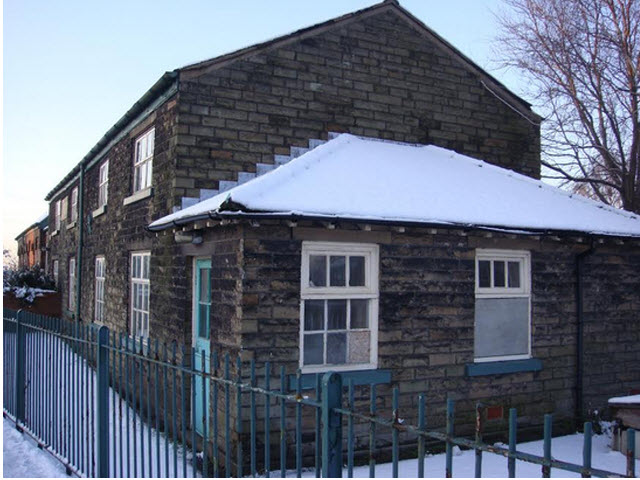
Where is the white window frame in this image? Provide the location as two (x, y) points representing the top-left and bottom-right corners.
(68, 257), (76, 311)
(95, 256), (106, 324)
(98, 161), (109, 208)
(130, 251), (151, 339)
(133, 128), (155, 193)
(300, 241), (379, 373)
(61, 196), (68, 221)
(70, 187), (78, 223)
(54, 201), (61, 230)
(52, 260), (59, 286)
(474, 249), (531, 363)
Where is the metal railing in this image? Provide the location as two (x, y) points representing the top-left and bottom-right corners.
(3, 308), (637, 478)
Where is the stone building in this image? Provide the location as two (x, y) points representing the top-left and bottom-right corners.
(44, 0), (640, 463)
(15, 214), (49, 270)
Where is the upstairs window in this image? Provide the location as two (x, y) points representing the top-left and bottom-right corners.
(52, 260), (59, 286)
(70, 187), (78, 223)
(475, 250), (531, 362)
(130, 252), (150, 338)
(69, 257), (76, 311)
(133, 129), (155, 193)
(98, 161), (109, 208)
(95, 256), (106, 324)
(300, 242), (379, 372)
(60, 197), (68, 222)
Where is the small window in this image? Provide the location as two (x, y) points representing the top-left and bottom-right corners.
(69, 257), (76, 311)
(60, 197), (68, 221)
(98, 161), (109, 208)
(70, 187), (78, 223)
(133, 129), (155, 193)
(95, 256), (106, 324)
(52, 260), (59, 286)
(300, 242), (379, 372)
(475, 250), (531, 362)
(130, 252), (150, 338)
(54, 201), (61, 230)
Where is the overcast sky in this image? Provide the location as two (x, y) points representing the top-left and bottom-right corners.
(3, 0), (525, 256)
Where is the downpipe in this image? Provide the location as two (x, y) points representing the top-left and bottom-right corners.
(575, 240), (595, 425)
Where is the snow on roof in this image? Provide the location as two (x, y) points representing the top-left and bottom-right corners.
(608, 394), (640, 405)
(149, 134), (640, 237)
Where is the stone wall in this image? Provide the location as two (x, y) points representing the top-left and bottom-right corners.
(238, 222), (640, 463)
(48, 96), (179, 338)
(173, 8), (540, 208)
(582, 245), (640, 412)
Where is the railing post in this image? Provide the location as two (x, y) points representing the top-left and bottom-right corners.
(322, 371), (342, 478)
(96, 325), (110, 478)
(445, 398), (455, 478)
(15, 310), (26, 430)
(627, 428), (636, 478)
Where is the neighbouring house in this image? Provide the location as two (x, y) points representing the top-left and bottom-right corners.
(43, 0), (640, 463)
(15, 214), (49, 269)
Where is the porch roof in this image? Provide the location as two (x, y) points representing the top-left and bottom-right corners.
(148, 134), (640, 238)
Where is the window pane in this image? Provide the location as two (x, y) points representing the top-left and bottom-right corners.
(508, 261), (520, 288)
(494, 261), (505, 287)
(143, 284), (149, 311)
(198, 304), (209, 338)
(475, 297), (529, 358)
(309, 255), (326, 287)
(143, 255), (150, 279)
(132, 256), (139, 278)
(348, 331), (370, 363)
(304, 300), (324, 331)
(147, 132), (155, 157)
(349, 256), (365, 286)
(199, 268), (210, 301)
(329, 256), (346, 286)
(326, 332), (347, 364)
(327, 299), (346, 330)
(478, 260), (491, 288)
(303, 334), (323, 365)
(146, 159), (153, 187)
(350, 299), (369, 329)
(132, 283), (139, 309)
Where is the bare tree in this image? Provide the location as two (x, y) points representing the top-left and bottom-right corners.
(497, 0), (640, 213)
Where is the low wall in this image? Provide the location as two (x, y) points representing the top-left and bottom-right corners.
(3, 290), (62, 317)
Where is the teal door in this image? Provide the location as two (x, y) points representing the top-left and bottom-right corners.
(193, 258), (211, 436)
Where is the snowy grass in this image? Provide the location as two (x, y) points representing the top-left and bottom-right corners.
(5, 416), (637, 478)
(4, 327), (637, 478)
(5, 328), (194, 478)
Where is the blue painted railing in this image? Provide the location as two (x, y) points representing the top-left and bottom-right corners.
(3, 309), (637, 478)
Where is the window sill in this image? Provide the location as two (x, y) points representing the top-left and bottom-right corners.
(92, 205), (107, 218)
(465, 358), (542, 377)
(66, 221), (77, 230)
(123, 187), (153, 206)
(288, 369), (391, 391)
(50, 229), (59, 237)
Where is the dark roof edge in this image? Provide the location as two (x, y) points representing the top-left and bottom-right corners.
(44, 71), (179, 201)
(178, 0), (540, 122)
(147, 210), (640, 241)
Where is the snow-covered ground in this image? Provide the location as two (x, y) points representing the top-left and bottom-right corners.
(3, 329), (637, 478)
(4, 330), (192, 478)
(332, 431), (638, 478)
(3, 418), (67, 478)
(4, 415), (637, 478)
